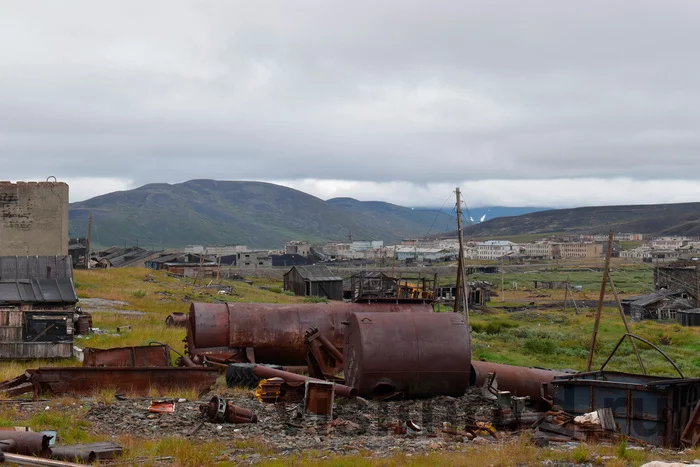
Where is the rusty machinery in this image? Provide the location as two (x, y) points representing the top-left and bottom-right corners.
(343, 312), (471, 398)
(185, 302), (433, 365)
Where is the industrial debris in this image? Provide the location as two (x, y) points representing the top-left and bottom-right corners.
(200, 395), (257, 424)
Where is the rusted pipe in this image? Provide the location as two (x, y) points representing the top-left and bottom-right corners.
(343, 312), (471, 398)
(317, 334), (344, 363)
(165, 313), (188, 328)
(470, 361), (569, 401)
(0, 431), (51, 456)
(186, 302), (433, 365)
(251, 365), (357, 398)
(201, 395), (257, 424)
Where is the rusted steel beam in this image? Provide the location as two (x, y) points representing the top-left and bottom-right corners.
(82, 345), (171, 367)
(28, 367), (219, 397)
(1, 452), (91, 467)
(251, 365), (357, 398)
(343, 312), (471, 398)
(186, 302), (433, 365)
(470, 361), (569, 402)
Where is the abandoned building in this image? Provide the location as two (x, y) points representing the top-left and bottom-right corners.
(68, 237), (88, 267)
(676, 309), (700, 326)
(237, 250), (272, 268)
(344, 271), (397, 301)
(0, 256), (78, 359)
(621, 290), (695, 322)
(283, 265), (343, 300)
(435, 281), (492, 307)
(145, 253), (217, 271)
(0, 181), (69, 256)
(655, 263), (699, 297)
(91, 246), (163, 268)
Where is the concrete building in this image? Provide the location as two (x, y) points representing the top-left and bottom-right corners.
(0, 181), (68, 256)
(285, 241), (311, 256)
(556, 243), (603, 258)
(522, 242), (555, 259)
(475, 241), (522, 260)
(351, 240), (384, 251)
(237, 250), (272, 268)
(620, 247), (652, 260)
(651, 238), (687, 250)
(395, 247), (452, 262)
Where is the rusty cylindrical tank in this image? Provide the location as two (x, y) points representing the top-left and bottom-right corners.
(344, 312), (471, 398)
(186, 302), (433, 365)
(470, 361), (569, 401)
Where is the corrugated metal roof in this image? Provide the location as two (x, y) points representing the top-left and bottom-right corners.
(0, 279), (78, 304)
(289, 265), (342, 282)
(0, 256), (73, 280)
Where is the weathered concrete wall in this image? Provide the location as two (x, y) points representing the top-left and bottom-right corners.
(0, 181), (69, 256)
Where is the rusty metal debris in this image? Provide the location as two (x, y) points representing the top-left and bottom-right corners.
(303, 380), (334, 420)
(255, 378), (305, 404)
(165, 312), (187, 327)
(0, 452), (92, 466)
(226, 363), (357, 398)
(551, 371), (700, 448)
(0, 431), (52, 456)
(343, 312), (471, 398)
(200, 395), (257, 424)
(83, 344), (171, 367)
(0, 367), (219, 398)
(305, 326), (343, 380)
(148, 400), (175, 414)
(185, 301), (433, 365)
(471, 361), (568, 405)
(681, 399), (700, 447)
(50, 442), (123, 462)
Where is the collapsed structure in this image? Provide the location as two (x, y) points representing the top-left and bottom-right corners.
(0, 256), (79, 359)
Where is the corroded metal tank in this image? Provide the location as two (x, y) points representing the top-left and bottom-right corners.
(186, 302), (434, 365)
(470, 360), (568, 401)
(343, 312), (471, 398)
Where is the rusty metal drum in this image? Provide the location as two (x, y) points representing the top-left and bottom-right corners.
(343, 312), (471, 398)
(186, 302), (434, 365)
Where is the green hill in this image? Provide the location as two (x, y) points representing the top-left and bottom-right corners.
(69, 180), (457, 248)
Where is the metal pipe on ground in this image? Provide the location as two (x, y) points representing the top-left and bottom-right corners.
(470, 361), (569, 402)
(343, 312), (471, 398)
(0, 431), (52, 456)
(186, 302), (433, 365)
(0, 452), (91, 467)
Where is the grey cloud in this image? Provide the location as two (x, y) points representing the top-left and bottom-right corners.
(2, 1), (700, 191)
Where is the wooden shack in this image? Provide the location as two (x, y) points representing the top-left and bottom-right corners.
(283, 265), (343, 300)
(0, 256), (78, 359)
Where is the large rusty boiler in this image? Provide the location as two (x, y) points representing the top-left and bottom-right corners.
(343, 312), (471, 398)
(470, 360), (569, 402)
(185, 302), (434, 365)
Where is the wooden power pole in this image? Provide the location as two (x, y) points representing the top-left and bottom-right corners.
(453, 188), (470, 324)
(85, 213), (93, 269)
(586, 230), (614, 372)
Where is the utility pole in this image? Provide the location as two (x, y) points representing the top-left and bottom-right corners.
(85, 213), (93, 269)
(454, 188), (469, 324)
(586, 230), (614, 372)
(501, 254), (505, 302)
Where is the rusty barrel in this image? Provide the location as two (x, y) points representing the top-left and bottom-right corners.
(470, 361), (569, 401)
(343, 312), (471, 398)
(186, 302), (433, 365)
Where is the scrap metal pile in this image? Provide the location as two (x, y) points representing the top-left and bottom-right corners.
(0, 299), (698, 455)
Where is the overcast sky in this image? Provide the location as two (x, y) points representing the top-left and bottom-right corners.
(4, 1), (700, 208)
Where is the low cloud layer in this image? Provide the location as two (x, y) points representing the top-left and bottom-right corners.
(4, 1), (700, 207)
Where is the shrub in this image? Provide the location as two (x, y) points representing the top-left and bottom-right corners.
(523, 336), (556, 355)
(303, 296), (329, 303)
(132, 290), (146, 298)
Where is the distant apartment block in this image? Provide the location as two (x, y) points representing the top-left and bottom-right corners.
(522, 242), (554, 259)
(237, 250), (272, 268)
(556, 242), (603, 258)
(475, 241), (522, 260)
(620, 247), (652, 260)
(351, 240), (384, 251)
(651, 238), (687, 250)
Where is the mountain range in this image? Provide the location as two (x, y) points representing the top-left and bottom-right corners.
(68, 180), (478, 248)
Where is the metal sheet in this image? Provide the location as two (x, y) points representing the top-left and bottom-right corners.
(186, 302), (434, 365)
(83, 345), (171, 367)
(29, 367), (219, 397)
(343, 312), (471, 398)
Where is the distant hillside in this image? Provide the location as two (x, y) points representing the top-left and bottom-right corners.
(69, 180), (461, 248)
(452, 202), (700, 238)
